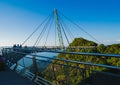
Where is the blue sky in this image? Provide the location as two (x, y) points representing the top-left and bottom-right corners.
(0, 0), (120, 46)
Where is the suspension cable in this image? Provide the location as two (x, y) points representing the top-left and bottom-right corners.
(33, 13), (54, 47)
(36, 14), (54, 47)
(55, 18), (57, 47)
(21, 12), (53, 46)
(60, 22), (70, 46)
(58, 15), (74, 41)
(58, 10), (102, 44)
(44, 15), (54, 46)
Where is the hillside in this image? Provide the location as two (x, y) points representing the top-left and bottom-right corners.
(42, 37), (120, 85)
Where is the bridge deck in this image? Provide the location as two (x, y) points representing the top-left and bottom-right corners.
(0, 69), (35, 85)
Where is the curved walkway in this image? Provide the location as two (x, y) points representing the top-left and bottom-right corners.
(0, 69), (35, 85)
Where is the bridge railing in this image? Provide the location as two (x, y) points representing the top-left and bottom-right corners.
(2, 48), (120, 85)
(2, 46), (96, 54)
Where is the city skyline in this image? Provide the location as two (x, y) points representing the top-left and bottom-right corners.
(0, 0), (120, 46)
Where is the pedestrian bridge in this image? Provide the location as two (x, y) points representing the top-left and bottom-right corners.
(1, 47), (120, 85)
(1, 9), (120, 85)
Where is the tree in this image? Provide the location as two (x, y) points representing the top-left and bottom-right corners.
(97, 44), (106, 53)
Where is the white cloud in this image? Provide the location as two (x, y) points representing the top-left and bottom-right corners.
(103, 40), (110, 42)
(116, 40), (120, 42)
(102, 39), (120, 45)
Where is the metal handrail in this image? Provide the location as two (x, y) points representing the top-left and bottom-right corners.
(10, 51), (120, 70)
(5, 49), (120, 85)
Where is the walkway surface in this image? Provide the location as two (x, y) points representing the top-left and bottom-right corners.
(0, 69), (35, 85)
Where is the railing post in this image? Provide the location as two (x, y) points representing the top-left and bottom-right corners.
(13, 61), (18, 71)
(65, 61), (69, 85)
(13, 54), (18, 71)
(86, 65), (93, 85)
(32, 56), (39, 81)
(52, 63), (57, 84)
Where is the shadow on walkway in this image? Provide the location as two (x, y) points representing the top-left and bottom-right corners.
(0, 69), (35, 85)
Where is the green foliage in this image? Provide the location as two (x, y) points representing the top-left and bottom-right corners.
(97, 44), (106, 53)
(105, 44), (120, 54)
(42, 37), (120, 85)
(69, 37), (97, 46)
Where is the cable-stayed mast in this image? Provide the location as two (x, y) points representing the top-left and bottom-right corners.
(54, 8), (64, 49)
